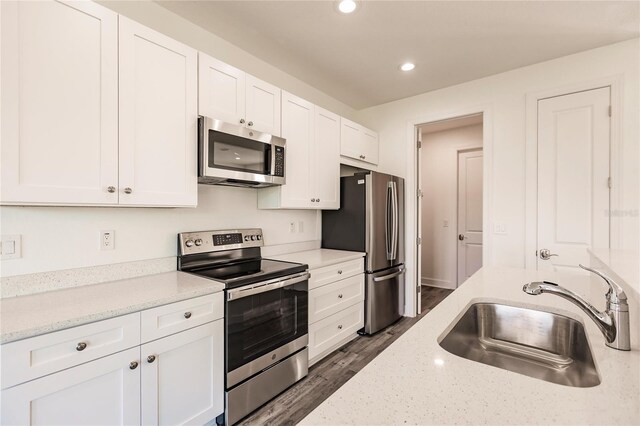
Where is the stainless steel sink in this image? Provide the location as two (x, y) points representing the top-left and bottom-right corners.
(438, 302), (601, 387)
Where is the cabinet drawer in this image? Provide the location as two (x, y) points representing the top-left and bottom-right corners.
(309, 258), (363, 290)
(141, 293), (223, 343)
(309, 274), (364, 324)
(308, 303), (364, 361)
(1, 313), (140, 389)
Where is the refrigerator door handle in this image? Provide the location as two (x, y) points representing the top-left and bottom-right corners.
(391, 181), (399, 261)
(373, 266), (406, 282)
(385, 182), (393, 260)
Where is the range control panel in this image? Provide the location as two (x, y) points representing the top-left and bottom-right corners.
(178, 228), (263, 255)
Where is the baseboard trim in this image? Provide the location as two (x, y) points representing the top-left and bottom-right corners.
(421, 277), (456, 290)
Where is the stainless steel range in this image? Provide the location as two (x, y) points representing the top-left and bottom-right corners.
(177, 229), (309, 425)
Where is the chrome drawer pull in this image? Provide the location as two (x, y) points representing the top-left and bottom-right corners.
(338, 324), (343, 330)
(129, 361), (139, 370)
(338, 294), (343, 299)
(337, 270), (343, 274)
(76, 342), (87, 352)
(147, 355), (156, 363)
(184, 311), (192, 319)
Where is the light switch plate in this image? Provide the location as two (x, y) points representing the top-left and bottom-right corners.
(1, 235), (22, 260)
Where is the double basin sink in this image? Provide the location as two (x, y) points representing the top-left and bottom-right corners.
(438, 302), (600, 387)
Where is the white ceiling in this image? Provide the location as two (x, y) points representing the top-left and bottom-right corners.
(157, 1), (640, 110)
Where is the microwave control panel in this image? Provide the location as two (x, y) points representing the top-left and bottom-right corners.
(274, 146), (285, 177)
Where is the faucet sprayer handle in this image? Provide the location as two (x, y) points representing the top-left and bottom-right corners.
(578, 264), (627, 304)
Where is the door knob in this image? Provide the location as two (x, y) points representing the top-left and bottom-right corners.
(458, 234), (465, 241)
(539, 249), (558, 260)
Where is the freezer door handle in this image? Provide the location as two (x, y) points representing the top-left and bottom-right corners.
(385, 182), (393, 260)
(391, 180), (399, 261)
(373, 266), (406, 282)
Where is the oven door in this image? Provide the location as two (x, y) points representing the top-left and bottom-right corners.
(199, 116), (285, 186)
(225, 272), (309, 388)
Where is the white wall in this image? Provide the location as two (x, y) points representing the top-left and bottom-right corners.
(0, 185), (319, 276)
(421, 124), (482, 289)
(356, 39), (640, 273)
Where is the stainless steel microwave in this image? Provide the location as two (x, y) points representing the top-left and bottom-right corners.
(198, 116), (286, 188)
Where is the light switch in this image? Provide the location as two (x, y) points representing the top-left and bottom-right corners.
(443, 220), (449, 228)
(493, 222), (507, 235)
(1, 235), (22, 259)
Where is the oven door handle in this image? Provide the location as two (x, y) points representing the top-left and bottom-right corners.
(227, 272), (310, 301)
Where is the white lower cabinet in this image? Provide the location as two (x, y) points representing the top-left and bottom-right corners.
(0, 294), (224, 426)
(1, 347), (141, 425)
(307, 259), (365, 366)
(141, 321), (224, 426)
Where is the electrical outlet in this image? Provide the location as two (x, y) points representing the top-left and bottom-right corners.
(298, 221), (304, 233)
(1, 235), (22, 260)
(289, 222), (296, 233)
(100, 230), (115, 250)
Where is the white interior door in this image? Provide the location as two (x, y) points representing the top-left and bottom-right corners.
(457, 149), (483, 285)
(537, 87), (610, 271)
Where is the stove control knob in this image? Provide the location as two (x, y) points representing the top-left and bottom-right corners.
(185, 239), (195, 248)
(250, 235), (256, 241)
(257, 235), (262, 241)
(194, 238), (203, 246)
(244, 235), (250, 241)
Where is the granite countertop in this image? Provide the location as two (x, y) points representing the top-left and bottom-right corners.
(270, 249), (365, 270)
(300, 266), (640, 425)
(0, 271), (224, 344)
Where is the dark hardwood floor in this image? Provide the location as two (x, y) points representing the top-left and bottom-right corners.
(238, 285), (454, 426)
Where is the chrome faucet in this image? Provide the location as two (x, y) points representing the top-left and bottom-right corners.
(523, 264), (630, 351)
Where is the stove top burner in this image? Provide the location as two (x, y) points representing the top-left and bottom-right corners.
(187, 258), (307, 289)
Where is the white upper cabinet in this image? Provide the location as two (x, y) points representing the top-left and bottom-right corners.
(0, 2), (198, 207)
(1, 0), (119, 205)
(199, 53), (281, 136)
(258, 93), (340, 210)
(340, 117), (379, 165)
(119, 17), (198, 207)
(313, 107), (341, 209)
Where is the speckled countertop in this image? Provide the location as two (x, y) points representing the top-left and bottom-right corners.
(270, 249), (364, 270)
(0, 272), (224, 344)
(301, 266), (640, 425)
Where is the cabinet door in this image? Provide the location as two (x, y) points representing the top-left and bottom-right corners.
(1, 347), (141, 425)
(361, 127), (379, 165)
(313, 107), (340, 209)
(141, 321), (224, 426)
(119, 17), (198, 207)
(279, 91), (314, 208)
(198, 53), (246, 126)
(340, 117), (364, 161)
(1, 0), (118, 205)
(245, 74), (281, 136)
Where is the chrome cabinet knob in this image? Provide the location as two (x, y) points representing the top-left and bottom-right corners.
(147, 355), (156, 363)
(124, 187), (132, 194)
(129, 361), (139, 370)
(76, 342), (87, 351)
(316, 198), (320, 202)
(239, 118), (246, 124)
(247, 121), (253, 127)
(458, 234), (465, 241)
(311, 198), (316, 202)
(184, 311), (192, 319)
(107, 186), (116, 193)
(337, 270), (343, 274)
(338, 325), (343, 330)
(338, 294), (343, 299)
(539, 249), (559, 260)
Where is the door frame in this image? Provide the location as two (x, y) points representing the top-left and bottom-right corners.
(456, 147), (484, 286)
(524, 76), (623, 269)
(405, 104), (494, 317)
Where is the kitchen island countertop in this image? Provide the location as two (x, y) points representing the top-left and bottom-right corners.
(301, 266), (640, 425)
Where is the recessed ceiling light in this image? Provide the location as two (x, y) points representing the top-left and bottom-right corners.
(400, 62), (415, 72)
(338, 0), (357, 14)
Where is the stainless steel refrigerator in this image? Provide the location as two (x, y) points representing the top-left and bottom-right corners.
(322, 171), (405, 334)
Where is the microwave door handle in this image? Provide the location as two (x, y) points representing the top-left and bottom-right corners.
(227, 272), (310, 301)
